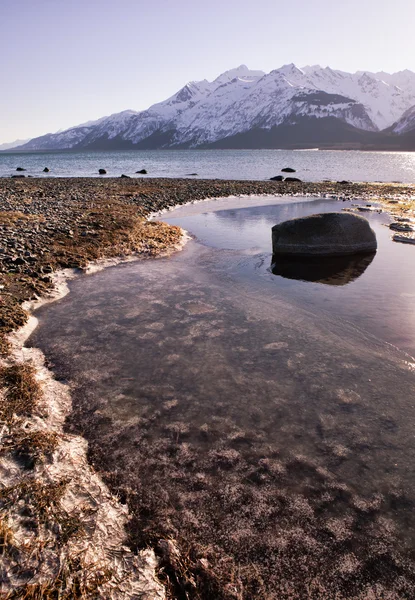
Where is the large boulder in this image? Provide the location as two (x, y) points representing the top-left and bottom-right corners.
(272, 212), (377, 257)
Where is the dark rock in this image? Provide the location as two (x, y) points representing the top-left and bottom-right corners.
(12, 175), (25, 178)
(272, 212), (377, 257)
(16, 167), (26, 172)
(185, 173), (198, 176)
(270, 176), (284, 181)
(281, 167), (296, 173)
(389, 222), (414, 232)
(121, 174), (131, 178)
(136, 169), (147, 174)
(285, 177), (302, 183)
(43, 167), (50, 173)
(99, 169), (107, 175)
(337, 180), (351, 185)
(392, 234), (415, 245)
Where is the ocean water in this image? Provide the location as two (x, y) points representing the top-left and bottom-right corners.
(2, 148), (415, 182)
(28, 195), (415, 596)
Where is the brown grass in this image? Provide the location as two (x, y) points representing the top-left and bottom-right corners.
(0, 211), (43, 226)
(3, 556), (113, 599)
(0, 363), (43, 422)
(0, 333), (11, 358)
(0, 514), (16, 556)
(0, 478), (69, 522)
(1, 427), (60, 465)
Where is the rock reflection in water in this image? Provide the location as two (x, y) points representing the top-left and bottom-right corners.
(271, 252), (376, 286)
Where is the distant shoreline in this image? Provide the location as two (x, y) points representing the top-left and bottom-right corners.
(2, 145), (415, 154)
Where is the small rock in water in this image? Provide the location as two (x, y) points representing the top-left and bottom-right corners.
(16, 167), (26, 171)
(99, 168), (107, 175)
(136, 169), (147, 174)
(185, 173), (198, 176)
(390, 222), (414, 232)
(281, 167), (296, 173)
(357, 206), (381, 212)
(121, 174), (131, 178)
(392, 234), (415, 245)
(43, 167), (50, 172)
(270, 175), (284, 181)
(12, 174), (25, 178)
(285, 177), (302, 183)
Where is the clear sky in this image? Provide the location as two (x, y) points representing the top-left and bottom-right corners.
(1, 0), (414, 143)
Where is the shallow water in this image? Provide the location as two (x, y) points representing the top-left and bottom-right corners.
(2, 147), (415, 182)
(162, 196), (415, 357)
(28, 196), (415, 597)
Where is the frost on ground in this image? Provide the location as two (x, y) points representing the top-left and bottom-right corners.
(0, 270), (166, 599)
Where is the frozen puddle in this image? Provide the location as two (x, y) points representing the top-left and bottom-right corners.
(29, 196), (415, 597)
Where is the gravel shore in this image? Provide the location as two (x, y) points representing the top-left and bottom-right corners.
(0, 177), (414, 598)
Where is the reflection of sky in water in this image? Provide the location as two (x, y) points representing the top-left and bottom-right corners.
(164, 197), (415, 356)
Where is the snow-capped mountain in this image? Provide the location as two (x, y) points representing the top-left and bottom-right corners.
(296, 65), (415, 130)
(391, 104), (415, 134)
(11, 64), (415, 152)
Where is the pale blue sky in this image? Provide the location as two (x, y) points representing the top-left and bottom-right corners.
(1, 0), (414, 143)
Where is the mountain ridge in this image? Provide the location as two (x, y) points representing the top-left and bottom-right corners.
(8, 64), (415, 152)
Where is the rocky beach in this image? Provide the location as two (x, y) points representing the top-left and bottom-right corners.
(1, 177), (415, 599)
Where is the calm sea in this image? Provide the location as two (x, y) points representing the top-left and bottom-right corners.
(1, 148), (415, 182)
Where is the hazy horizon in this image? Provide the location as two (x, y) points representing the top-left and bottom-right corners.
(2, 0), (415, 144)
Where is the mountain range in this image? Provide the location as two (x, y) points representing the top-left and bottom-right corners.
(8, 65), (415, 151)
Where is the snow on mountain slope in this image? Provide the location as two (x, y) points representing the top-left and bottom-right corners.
(391, 104), (415, 134)
(171, 68), (375, 146)
(296, 65), (415, 130)
(372, 69), (415, 96)
(213, 64), (265, 86)
(20, 110), (141, 150)
(13, 64), (415, 151)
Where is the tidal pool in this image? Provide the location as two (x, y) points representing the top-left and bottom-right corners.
(29, 196), (415, 598)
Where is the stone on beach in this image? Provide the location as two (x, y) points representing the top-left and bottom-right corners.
(43, 167), (50, 172)
(285, 177), (302, 182)
(136, 169), (147, 174)
(16, 167), (26, 171)
(99, 168), (107, 175)
(281, 167), (296, 173)
(270, 175), (284, 181)
(272, 212), (377, 256)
